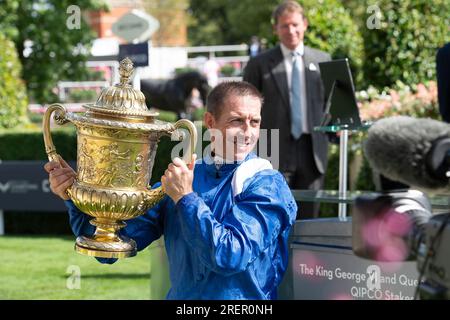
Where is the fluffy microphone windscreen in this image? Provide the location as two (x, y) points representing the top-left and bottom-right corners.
(364, 116), (450, 189)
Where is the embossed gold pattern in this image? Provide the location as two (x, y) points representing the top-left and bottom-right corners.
(42, 58), (197, 259)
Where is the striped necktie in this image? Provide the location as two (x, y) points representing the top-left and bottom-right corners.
(290, 51), (303, 139)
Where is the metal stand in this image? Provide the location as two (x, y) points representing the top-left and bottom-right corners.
(307, 121), (369, 220)
(0, 210), (4, 235)
(338, 129), (349, 220)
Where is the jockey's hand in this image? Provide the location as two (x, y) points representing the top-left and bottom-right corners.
(44, 157), (76, 201)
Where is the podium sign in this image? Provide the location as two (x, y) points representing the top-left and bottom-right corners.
(292, 243), (419, 300)
(119, 42), (149, 67)
(283, 218), (419, 300)
(0, 161), (76, 211)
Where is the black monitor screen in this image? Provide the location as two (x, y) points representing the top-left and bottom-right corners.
(319, 58), (361, 128)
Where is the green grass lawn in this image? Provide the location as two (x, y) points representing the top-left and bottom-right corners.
(0, 235), (170, 300)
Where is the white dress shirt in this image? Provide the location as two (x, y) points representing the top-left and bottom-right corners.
(280, 42), (309, 134)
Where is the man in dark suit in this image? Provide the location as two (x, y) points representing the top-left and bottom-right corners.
(243, 0), (331, 219)
(437, 42), (450, 123)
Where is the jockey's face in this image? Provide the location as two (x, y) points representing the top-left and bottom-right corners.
(205, 95), (261, 162)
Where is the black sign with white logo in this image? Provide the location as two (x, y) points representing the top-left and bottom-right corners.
(118, 42), (149, 67)
(0, 161), (76, 211)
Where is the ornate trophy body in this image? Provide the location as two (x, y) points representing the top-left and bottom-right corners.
(42, 58), (197, 259)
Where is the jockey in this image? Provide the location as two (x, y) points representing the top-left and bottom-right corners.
(45, 81), (297, 300)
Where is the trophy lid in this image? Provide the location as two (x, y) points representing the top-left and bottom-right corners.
(66, 57), (174, 133)
(83, 57), (158, 119)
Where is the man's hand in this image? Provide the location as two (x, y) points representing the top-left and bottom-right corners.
(44, 157), (76, 200)
(161, 154), (197, 204)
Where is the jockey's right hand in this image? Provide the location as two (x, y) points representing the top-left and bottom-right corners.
(44, 157), (76, 201)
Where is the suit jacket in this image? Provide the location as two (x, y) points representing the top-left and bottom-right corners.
(437, 43), (450, 123)
(243, 45), (331, 174)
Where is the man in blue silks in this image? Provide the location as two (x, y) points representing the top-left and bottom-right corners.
(44, 81), (297, 300)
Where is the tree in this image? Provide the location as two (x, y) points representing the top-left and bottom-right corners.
(0, 0), (108, 103)
(340, 0), (367, 29)
(361, 0), (449, 89)
(0, 32), (28, 128)
(187, 0), (234, 46)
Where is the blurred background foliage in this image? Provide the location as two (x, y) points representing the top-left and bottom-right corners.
(0, 0), (108, 104)
(360, 0), (449, 89)
(0, 32), (29, 128)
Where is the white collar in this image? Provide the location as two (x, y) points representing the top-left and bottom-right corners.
(280, 42), (304, 59)
(205, 152), (246, 168)
(213, 154), (227, 166)
(204, 153), (231, 167)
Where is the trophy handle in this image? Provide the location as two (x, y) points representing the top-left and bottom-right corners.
(42, 103), (71, 163)
(145, 119), (198, 203)
(173, 119), (198, 164)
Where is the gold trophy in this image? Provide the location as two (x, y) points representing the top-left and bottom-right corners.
(42, 58), (197, 259)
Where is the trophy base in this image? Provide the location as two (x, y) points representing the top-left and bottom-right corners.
(75, 219), (137, 259)
(75, 242), (137, 259)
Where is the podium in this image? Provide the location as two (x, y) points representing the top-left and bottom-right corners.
(280, 191), (450, 299)
(287, 217), (419, 300)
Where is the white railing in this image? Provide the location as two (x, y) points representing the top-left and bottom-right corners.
(185, 44), (248, 58)
(185, 44), (250, 82)
(55, 60), (119, 101)
(86, 60), (120, 84)
(187, 55), (249, 65)
(57, 81), (109, 101)
(218, 76), (243, 83)
(28, 103), (86, 114)
(28, 45), (251, 113)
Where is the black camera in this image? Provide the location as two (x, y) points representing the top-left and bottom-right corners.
(352, 190), (450, 299)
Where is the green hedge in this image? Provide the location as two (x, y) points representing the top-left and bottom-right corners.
(0, 129), (77, 161)
(0, 128), (178, 234)
(0, 128), (178, 185)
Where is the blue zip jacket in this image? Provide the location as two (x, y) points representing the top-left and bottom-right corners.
(65, 153), (297, 299)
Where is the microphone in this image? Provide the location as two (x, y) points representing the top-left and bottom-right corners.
(364, 116), (450, 190)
